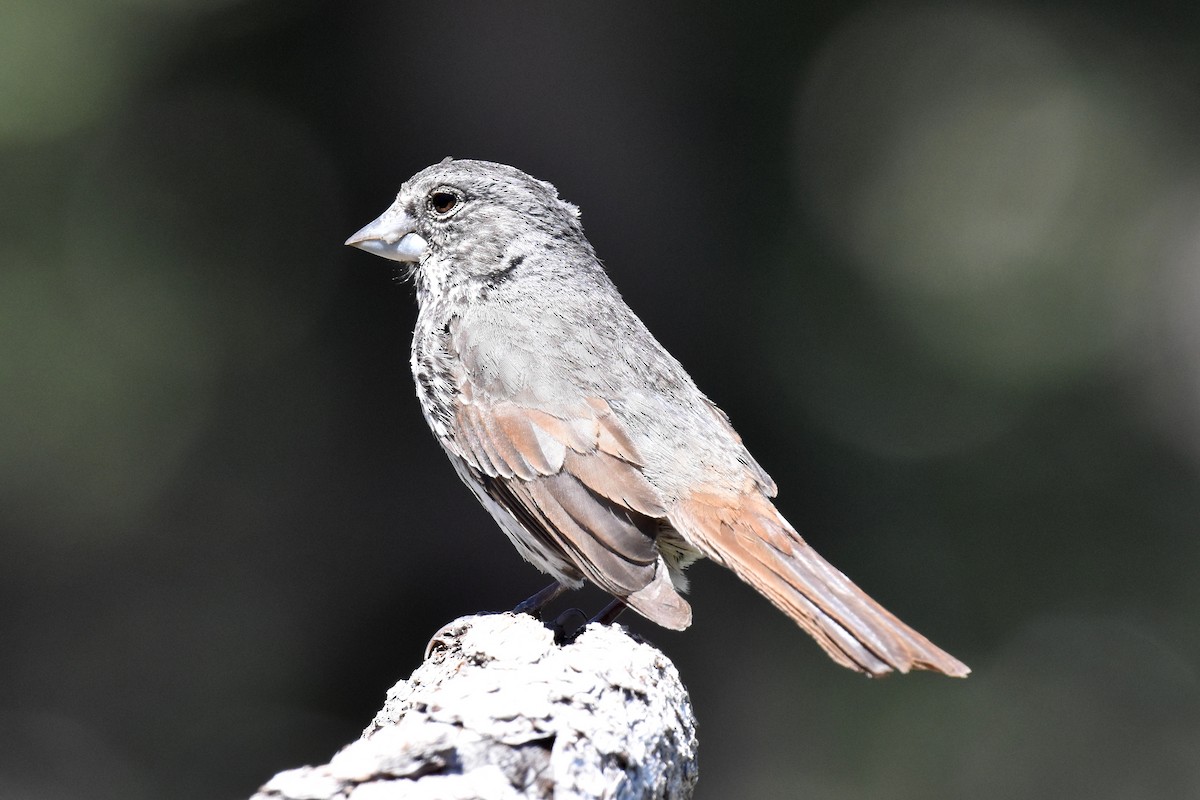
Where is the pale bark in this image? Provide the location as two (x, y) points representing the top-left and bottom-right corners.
(251, 613), (698, 800)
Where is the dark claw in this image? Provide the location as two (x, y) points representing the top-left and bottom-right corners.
(550, 608), (589, 644)
(552, 598), (631, 644)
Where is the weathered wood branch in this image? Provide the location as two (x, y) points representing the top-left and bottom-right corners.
(251, 612), (698, 800)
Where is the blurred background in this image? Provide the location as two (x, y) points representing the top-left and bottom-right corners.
(3, 1), (1200, 798)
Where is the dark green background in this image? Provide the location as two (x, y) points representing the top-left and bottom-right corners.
(4, 2), (1200, 798)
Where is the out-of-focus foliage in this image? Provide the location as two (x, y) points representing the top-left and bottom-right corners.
(2, 2), (1198, 799)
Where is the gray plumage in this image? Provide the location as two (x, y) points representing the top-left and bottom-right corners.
(346, 159), (968, 677)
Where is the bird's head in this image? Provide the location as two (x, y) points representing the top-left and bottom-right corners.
(345, 158), (588, 289)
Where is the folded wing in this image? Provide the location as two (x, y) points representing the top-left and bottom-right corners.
(450, 387), (692, 629)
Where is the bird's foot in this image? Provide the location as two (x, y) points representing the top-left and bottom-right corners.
(552, 598), (629, 644)
(549, 608), (589, 644)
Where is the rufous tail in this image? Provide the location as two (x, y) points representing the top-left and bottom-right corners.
(672, 491), (969, 677)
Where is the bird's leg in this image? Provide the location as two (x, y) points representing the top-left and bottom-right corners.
(590, 597), (628, 627)
(512, 582), (568, 618)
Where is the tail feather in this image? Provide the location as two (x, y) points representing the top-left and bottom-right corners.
(624, 558), (693, 630)
(672, 491), (969, 677)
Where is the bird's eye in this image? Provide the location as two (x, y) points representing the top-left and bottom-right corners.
(429, 191), (459, 215)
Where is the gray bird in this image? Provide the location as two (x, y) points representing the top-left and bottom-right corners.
(346, 158), (968, 677)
